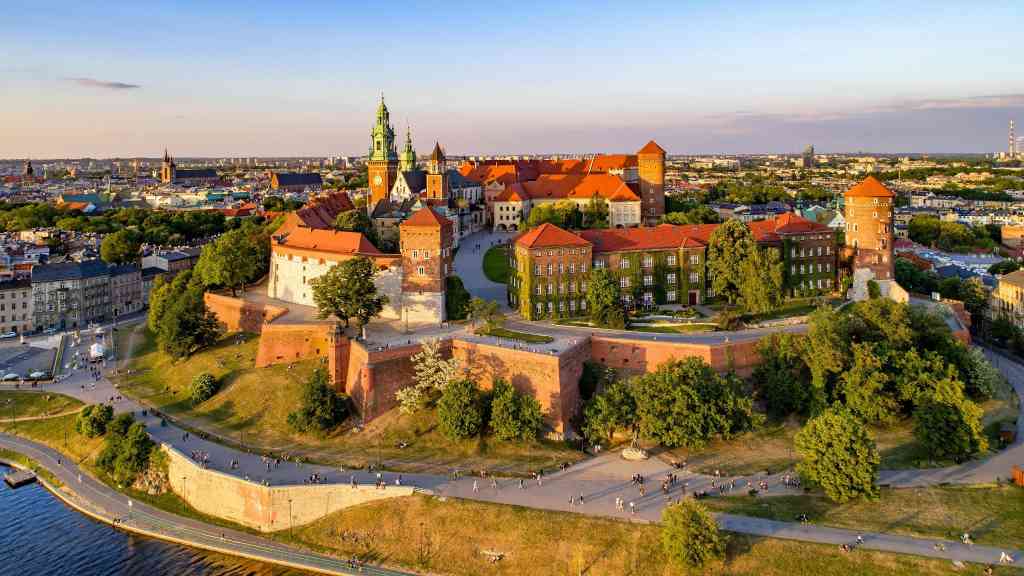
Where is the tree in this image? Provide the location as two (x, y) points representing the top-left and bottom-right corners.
(867, 279), (881, 299)
(396, 338), (460, 413)
(287, 367), (349, 434)
(582, 195), (609, 229)
(738, 247), (783, 314)
(586, 268), (626, 328)
(988, 260), (1020, 275)
(582, 380), (636, 442)
(310, 256), (387, 330)
(96, 418), (155, 485)
(154, 278), (222, 359)
(189, 373), (219, 405)
(961, 346), (1001, 400)
(436, 378), (484, 439)
(913, 385), (988, 463)
(707, 219), (755, 305)
(194, 227), (262, 295)
(100, 229), (142, 265)
(794, 407), (879, 503)
(76, 404), (113, 438)
(633, 358), (756, 448)
(445, 276), (472, 320)
(754, 333), (813, 418)
(837, 343), (901, 425)
(490, 379), (544, 441)
(959, 277), (988, 320)
(661, 205), (721, 225)
(468, 298), (505, 332)
(661, 500), (727, 569)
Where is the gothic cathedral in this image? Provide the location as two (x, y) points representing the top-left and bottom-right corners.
(367, 95), (399, 206)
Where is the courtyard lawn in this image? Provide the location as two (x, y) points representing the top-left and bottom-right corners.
(116, 325), (579, 475)
(476, 326), (555, 344)
(629, 323), (717, 334)
(280, 493), (1015, 576)
(703, 484), (1024, 551)
(482, 245), (510, 284)
(0, 390), (83, 419)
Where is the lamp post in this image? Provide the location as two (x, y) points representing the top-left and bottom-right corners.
(288, 498), (293, 537)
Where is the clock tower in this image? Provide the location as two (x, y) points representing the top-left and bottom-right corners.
(367, 94), (399, 206)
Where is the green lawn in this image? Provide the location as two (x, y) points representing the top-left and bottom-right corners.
(0, 391), (83, 419)
(283, 493), (1015, 576)
(703, 484), (1024, 550)
(477, 326), (555, 344)
(483, 246), (510, 284)
(629, 323), (717, 334)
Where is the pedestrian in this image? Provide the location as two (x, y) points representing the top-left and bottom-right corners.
(473, 480), (479, 493)
(629, 501), (636, 515)
(519, 478), (525, 489)
(999, 552), (1014, 564)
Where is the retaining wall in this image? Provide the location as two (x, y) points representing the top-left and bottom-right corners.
(163, 444), (412, 533)
(204, 293), (289, 333)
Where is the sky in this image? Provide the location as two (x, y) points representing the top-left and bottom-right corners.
(1, 0), (1022, 158)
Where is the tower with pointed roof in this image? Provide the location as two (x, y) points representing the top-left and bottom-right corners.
(160, 149), (176, 183)
(844, 176), (896, 295)
(425, 142), (450, 200)
(399, 206), (453, 323)
(399, 126), (417, 173)
(367, 94), (400, 206)
(637, 140), (666, 225)
(22, 160), (34, 178)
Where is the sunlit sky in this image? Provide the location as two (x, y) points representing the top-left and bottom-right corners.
(2, 0), (1022, 158)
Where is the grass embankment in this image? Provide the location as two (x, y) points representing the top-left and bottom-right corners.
(629, 323), (717, 334)
(476, 326), (555, 344)
(117, 327), (580, 474)
(0, 390), (83, 419)
(704, 484), (1024, 550)
(482, 245), (510, 284)
(281, 493), (1015, 576)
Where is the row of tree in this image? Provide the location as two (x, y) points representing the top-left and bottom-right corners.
(907, 215), (999, 253)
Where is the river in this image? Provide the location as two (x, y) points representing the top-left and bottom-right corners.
(0, 464), (311, 575)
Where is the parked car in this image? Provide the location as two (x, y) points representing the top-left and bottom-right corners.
(3, 373), (19, 381)
(0, 332), (17, 339)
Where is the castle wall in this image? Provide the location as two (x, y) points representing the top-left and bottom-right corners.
(253, 322), (334, 368)
(589, 336), (761, 377)
(204, 292), (289, 333)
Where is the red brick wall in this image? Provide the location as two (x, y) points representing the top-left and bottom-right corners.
(204, 292), (288, 333)
(1014, 465), (1024, 487)
(590, 336), (761, 377)
(254, 323), (334, 368)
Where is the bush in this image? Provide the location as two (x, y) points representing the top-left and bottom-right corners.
(437, 378), (484, 439)
(287, 368), (349, 434)
(490, 380), (544, 441)
(76, 404), (113, 438)
(661, 499), (727, 569)
(189, 373), (219, 405)
(795, 407), (879, 503)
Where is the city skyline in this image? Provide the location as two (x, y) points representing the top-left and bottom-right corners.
(2, 0), (1023, 157)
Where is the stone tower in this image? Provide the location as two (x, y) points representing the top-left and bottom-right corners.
(636, 140), (666, 225)
(844, 176), (895, 281)
(399, 206), (453, 323)
(399, 126), (417, 173)
(367, 94), (399, 206)
(160, 149), (176, 184)
(425, 142), (449, 200)
(22, 160), (33, 178)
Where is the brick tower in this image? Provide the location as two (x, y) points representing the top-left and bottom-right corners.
(637, 140), (666, 225)
(367, 94), (399, 206)
(399, 207), (453, 323)
(425, 142), (450, 200)
(844, 176), (895, 280)
(160, 149), (176, 184)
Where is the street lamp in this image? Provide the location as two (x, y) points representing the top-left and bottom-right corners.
(288, 497), (293, 536)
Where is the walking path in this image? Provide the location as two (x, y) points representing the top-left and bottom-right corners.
(0, 432), (414, 576)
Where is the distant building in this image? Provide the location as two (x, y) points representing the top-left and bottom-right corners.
(990, 269), (1024, 329)
(270, 172), (323, 194)
(802, 145), (816, 169)
(160, 150), (218, 186)
(31, 260), (113, 331)
(0, 279), (33, 334)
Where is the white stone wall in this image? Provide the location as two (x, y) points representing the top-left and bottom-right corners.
(609, 200), (641, 228)
(270, 252), (403, 320)
(401, 291), (445, 324)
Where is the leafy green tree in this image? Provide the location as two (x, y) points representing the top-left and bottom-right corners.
(867, 279), (881, 299)
(958, 277), (988, 320)
(795, 407), (879, 503)
(156, 280), (222, 359)
(310, 256), (387, 330)
(287, 367), (349, 434)
(738, 247), (783, 314)
(76, 404), (113, 438)
(490, 380), (544, 441)
(96, 418), (155, 485)
(633, 358), (756, 448)
(889, 349), (959, 407)
(895, 257), (940, 294)
(754, 333), (813, 418)
(189, 373), (219, 405)
(100, 229), (142, 265)
(913, 383), (988, 462)
(436, 378), (484, 439)
(586, 268), (626, 328)
(577, 361), (615, 402)
(445, 276), (472, 320)
(988, 260), (1020, 275)
(582, 195), (609, 229)
(397, 338), (460, 413)
(661, 205), (721, 225)
(467, 297), (503, 331)
(961, 346), (1001, 400)
(194, 227), (262, 295)
(707, 219), (755, 305)
(582, 380), (636, 442)
(661, 499), (727, 569)
(837, 343), (901, 425)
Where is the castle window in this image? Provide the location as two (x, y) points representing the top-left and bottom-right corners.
(689, 254), (699, 266)
(791, 247), (797, 258)
(570, 281), (576, 293)
(667, 290), (676, 302)
(620, 277), (630, 288)
(424, 251), (430, 260)
(536, 302), (543, 315)
(547, 284), (553, 295)
(547, 264), (553, 275)
(535, 265), (542, 275)
(536, 284), (542, 296)
(569, 300), (576, 312)
(620, 259), (630, 270)
(581, 300), (587, 311)
(689, 272), (699, 284)
(569, 263), (575, 273)
(667, 273), (676, 284)
(791, 264), (797, 275)
(667, 254), (676, 266)
(417, 266), (425, 275)
(643, 256), (653, 268)
(412, 249), (419, 259)
(644, 275), (653, 286)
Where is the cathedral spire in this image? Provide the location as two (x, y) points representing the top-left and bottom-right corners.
(400, 123), (417, 172)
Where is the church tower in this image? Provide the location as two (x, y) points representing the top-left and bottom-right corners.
(160, 149), (176, 184)
(636, 140), (666, 225)
(367, 94), (399, 206)
(399, 126), (417, 173)
(22, 160), (34, 178)
(425, 142), (449, 200)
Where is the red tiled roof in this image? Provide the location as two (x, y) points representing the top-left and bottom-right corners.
(579, 224), (716, 253)
(637, 140), (666, 155)
(845, 176), (895, 198)
(518, 173), (639, 202)
(402, 206), (448, 228)
(494, 185), (527, 202)
(515, 223), (591, 249)
(289, 191), (356, 230)
(748, 212), (830, 242)
(273, 227), (381, 256)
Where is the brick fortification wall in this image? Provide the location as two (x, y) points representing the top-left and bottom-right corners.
(344, 340), (449, 420)
(204, 292), (289, 333)
(589, 336), (761, 378)
(253, 322), (335, 368)
(163, 444), (413, 532)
